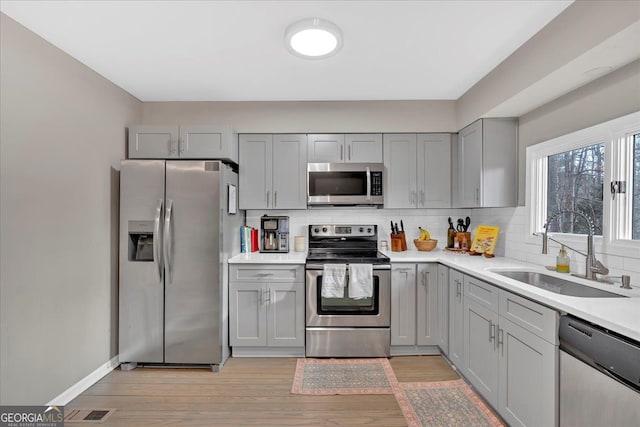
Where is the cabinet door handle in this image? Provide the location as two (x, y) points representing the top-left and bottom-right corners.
(340, 145), (344, 161)
(265, 288), (271, 304)
(274, 191), (278, 208)
(257, 273), (274, 277)
(178, 137), (185, 155)
(348, 145), (351, 161)
(266, 190), (270, 208)
(475, 188), (480, 205)
(489, 321), (495, 343)
(260, 288), (264, 305)
(420, 190), (425, 206)
(498, 328), (504, 355)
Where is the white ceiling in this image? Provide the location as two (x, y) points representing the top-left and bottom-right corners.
(1, 0), (575, 102)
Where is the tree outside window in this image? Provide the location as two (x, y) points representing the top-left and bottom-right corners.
(546, 143), (604, 235)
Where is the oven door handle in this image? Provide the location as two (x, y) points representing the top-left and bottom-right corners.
(306, 263), (391, 270)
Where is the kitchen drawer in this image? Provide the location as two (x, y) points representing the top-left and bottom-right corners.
(230, 265), (304, 283)
(464, 275), (499, 311)
(499, 290), (558, 344)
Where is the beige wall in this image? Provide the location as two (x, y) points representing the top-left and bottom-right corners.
(456, 0), (640, 130)
(0, 13), (142, 404)
(142, 100), (457, 133)
(518, 59), (640, 205)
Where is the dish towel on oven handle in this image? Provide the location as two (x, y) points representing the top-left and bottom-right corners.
(348, 264), (373, 299)
(321, 264), (347, 298)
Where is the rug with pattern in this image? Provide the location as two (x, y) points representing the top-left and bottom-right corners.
(393, 379), (505, 427)
(291, 358), (505, 426)
(291, 358), (396, 395)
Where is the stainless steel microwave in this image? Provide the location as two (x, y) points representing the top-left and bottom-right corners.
(307, 163), (384, 206)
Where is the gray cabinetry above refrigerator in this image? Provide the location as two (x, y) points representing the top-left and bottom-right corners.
(128, 125), (238, 163)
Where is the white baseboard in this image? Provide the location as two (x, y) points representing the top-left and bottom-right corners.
(47, 355), (120, 406)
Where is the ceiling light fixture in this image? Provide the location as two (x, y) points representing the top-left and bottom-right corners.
(285, 18), (343, 59)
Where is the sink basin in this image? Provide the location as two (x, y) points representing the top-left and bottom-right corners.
(495, 271), (627, 298)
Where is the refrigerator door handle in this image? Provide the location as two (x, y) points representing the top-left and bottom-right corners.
(163, 199), (174, 283)
(153, 198), (164, 282)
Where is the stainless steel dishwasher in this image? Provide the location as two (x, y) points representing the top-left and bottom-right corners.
(559, 315), (640, 427)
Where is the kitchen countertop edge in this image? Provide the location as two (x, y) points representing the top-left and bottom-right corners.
(385, 249), (640, 342)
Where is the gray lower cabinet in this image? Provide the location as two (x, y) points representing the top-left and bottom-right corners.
(391, 263), (439, 354)
(238, 134), (307, 209)
(462, 273), (558, 427)
(128, 125), (238, 162)
(229, 265), (305, 355)
(437, 265), (449, 355)
(448, 269), (465, 372)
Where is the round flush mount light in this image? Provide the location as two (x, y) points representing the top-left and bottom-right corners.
(285, 18), (343, 59)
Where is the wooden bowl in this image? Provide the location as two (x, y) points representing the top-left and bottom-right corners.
(414, 239), (437, 251)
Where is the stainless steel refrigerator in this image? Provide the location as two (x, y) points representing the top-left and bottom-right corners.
(119, 160), (242, 370)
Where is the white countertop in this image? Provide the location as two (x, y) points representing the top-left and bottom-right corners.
(227, 248), (640, 341)
(228, 251), (307, 264)
(385, 249), (640, 342)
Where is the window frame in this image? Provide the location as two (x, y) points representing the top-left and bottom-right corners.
(526, 111), (640, 257)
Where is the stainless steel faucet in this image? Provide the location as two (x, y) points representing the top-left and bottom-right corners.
(536, 210), (609, 281)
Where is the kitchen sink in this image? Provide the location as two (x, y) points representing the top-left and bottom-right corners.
(494, 271), (627, 298)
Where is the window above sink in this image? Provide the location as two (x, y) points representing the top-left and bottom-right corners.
(527, 111), (640, 256)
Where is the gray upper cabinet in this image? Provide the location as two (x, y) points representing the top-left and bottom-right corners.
(384, 133), (451, 208)
(128, 125), (179, 159)
(456, 118), (517, 207)
(345, 134), (383, 162)
(417, 134), (452, 208)
(129, 125), (238, 162)
(239, 134), (307, 210)
(307, 134), (382, 163)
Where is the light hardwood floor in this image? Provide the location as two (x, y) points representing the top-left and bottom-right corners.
(67, 355), (459, 426)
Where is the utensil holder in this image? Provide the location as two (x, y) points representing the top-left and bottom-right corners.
(391, 233), (406, 252)
(454, 232), (471, 251)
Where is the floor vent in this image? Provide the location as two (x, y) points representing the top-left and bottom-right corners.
(64, 408), (116, 423)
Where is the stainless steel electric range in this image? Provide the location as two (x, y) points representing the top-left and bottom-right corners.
(305, 224), (391, 357)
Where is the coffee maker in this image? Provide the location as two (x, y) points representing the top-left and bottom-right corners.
(260, 215), (289, 253)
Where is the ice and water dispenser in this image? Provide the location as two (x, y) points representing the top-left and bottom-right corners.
(128, 220), (155, 261)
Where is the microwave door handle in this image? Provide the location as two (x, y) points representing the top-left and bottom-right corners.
(366, 167), (371, 200)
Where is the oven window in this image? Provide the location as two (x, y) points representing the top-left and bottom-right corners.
(316, 275), (379, 314)
(308, 172), (367, 196)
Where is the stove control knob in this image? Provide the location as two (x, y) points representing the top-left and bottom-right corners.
(367, 227), (372, 233)
(314, 227), (320, 233)
(359, 227), (364, 232)
(322, 227), (328, 232)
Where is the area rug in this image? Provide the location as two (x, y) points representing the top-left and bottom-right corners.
(291, 358), (397, 395)
(393, 379), (505, 427)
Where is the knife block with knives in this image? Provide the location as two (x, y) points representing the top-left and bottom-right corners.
(390, 220), (407, 252)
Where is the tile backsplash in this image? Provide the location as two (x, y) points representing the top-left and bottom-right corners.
(245, 206), (640, 287)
